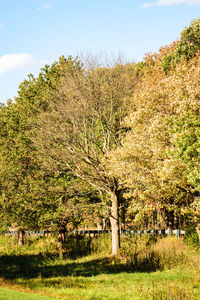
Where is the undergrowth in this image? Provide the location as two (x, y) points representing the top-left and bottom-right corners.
(0, 234), (199, 299)
(184, 226), (200, 249)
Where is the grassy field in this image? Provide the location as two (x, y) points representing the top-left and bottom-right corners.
(0, 234), (199, 299)
(0, 288), (57, 300)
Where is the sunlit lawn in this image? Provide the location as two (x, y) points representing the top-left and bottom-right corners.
(0, 235), (199, 299)
(0, 287), (57, 300)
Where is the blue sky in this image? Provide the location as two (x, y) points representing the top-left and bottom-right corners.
(0, 0), (200, 103)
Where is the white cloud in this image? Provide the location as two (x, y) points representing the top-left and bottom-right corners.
(142, 0), (200, 8)
(0, 53), (35, 75)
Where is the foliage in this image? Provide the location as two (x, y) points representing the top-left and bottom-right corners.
(119, 234), (158, 269)
(32, 57), (141, 254)
(109, 40), (200, 228)
(184, 226), (200, 249)
(162, 18), (200, 73)
(90, 234), (111, 255)
(0, 57), (102, 241)
(1, 18), (200, 254)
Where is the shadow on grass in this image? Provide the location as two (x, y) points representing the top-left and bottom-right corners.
(0, 252), (161, 280)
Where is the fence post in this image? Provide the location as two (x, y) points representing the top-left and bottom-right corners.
(176, 229), (180, 241)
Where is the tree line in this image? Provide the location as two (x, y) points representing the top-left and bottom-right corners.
(0, 19), (200, 254)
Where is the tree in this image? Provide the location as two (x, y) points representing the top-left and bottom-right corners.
(109, 47), (200, 230)
(33, 56), (139, 254)
(0, 101), (42, 244)
(0, 57), (94, 246)
(35, 168), (102, 249)
(162, 18), (200, 73)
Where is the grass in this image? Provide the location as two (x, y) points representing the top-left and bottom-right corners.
(0, 234), (199, 299)
(0, 288), (57, 300)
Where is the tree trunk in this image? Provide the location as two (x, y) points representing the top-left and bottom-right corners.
(102, 218), (107, 231)
(18, 229), (25, 246)
(196, 224), (200, 240)
(110, 190), (120, 255)
(58, 226), (66, 249)
(196, 224), (200, 271)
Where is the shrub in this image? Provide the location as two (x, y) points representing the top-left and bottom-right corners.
(184, 226), (200, 249)
(119, 234), (159, 271)
(90, 234), (111, 255)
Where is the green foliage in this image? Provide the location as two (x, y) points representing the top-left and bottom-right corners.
(1, 16), (200, 299)
(184, 226), (200, 249)
(162, 18), (200, 73)
(119, 234), (158, 270)
(169, 115), (200, 190)
(1, 19), (200, 251)
(0, 55), (101, 236)
(62, 235), (92, 258)
(90, 234), (111, 255)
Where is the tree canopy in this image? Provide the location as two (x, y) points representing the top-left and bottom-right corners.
(0, 18), (200, 253)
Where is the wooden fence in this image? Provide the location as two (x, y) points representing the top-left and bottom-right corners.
(4, 229), (186, 240)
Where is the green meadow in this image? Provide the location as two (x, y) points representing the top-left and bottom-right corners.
(0, 234), (199, 300)
(0, 288), (56, 300)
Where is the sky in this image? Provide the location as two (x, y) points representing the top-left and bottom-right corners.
(0, 0), (200, 103)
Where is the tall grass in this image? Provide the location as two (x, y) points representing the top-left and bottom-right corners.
(0, 234), (199, 299)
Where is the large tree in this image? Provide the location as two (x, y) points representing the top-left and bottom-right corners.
(109, 33), (200, 230)
(33, 56), (139, 254)
(0, 57), (98, 246)
(0, 100), (42, 244)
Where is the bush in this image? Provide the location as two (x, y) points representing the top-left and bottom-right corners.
(62, 234), (92, 258)
(184, 226), (200, 249)
(90, 234), (111, 255)
(119, 234), (160, 271)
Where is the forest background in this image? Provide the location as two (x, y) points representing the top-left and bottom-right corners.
(0, 18), (200, 255)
